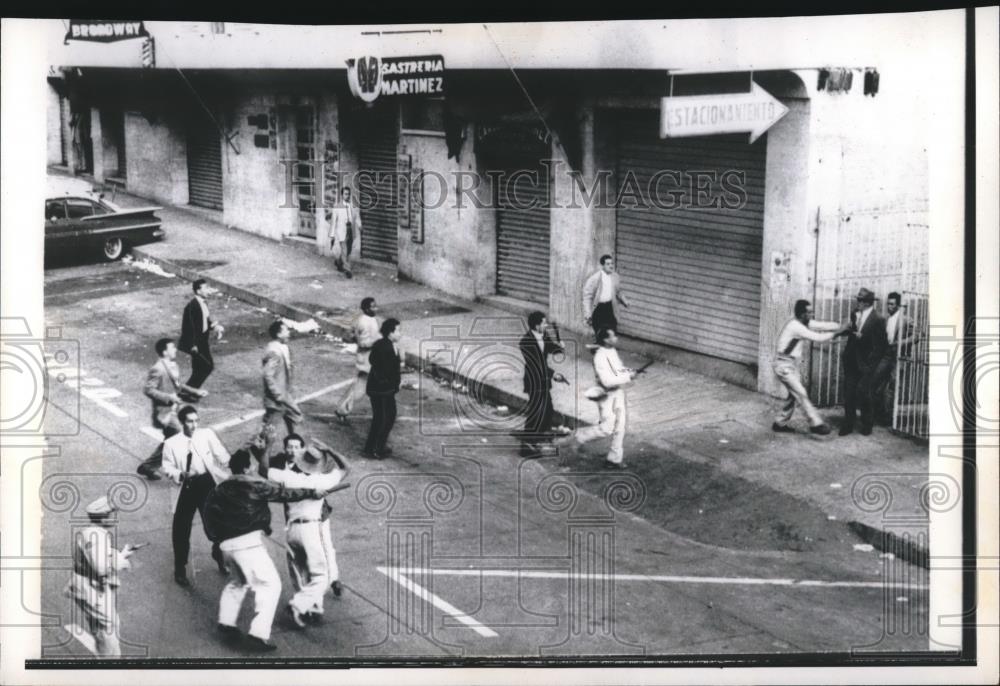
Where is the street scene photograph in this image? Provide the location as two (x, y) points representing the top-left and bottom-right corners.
(1, 8), (997, 683)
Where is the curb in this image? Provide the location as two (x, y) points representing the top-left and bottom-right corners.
(129, 247), (578, 433)
(847, 521), (930, 570)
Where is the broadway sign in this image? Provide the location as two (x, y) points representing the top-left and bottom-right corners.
(347, 55), (445, 103)
(64, 20), (150, 43)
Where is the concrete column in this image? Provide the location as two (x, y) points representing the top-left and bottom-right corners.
(757, 97), (814, 396)
(550, 97), (599, 330)
(90, 107), (105, 182)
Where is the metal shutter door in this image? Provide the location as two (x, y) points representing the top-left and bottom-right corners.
(496, 150), (550, 304)
(615, 112), (766, 364)
(187, 117), (223, 210)
(358, 110), (399, 264)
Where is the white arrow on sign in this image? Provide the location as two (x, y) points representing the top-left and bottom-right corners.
(661, 82), (789, 143)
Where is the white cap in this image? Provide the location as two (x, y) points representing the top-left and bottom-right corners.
(85, 496), (116, 517)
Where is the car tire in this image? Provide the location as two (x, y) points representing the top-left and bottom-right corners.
(101, 237), (125, 261)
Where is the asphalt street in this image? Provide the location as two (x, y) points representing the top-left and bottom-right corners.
(37, 258), (929, 660)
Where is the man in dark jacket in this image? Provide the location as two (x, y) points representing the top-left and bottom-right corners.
(179, 279), (224, 393)
(364, 318), (402, 459)
(518, 311), (566, 457)
(203, 431), (343, 652)
(840, 287), (889, 436)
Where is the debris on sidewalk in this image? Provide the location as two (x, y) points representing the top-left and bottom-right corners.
(879, 552), (896, 560)
(829, 483), (843, 489)
(852, 543), (875, 552)
(495, 405), (510, 416)
(281, 317), (321, 334)
(309, 280), (324, 290)
(123, 255), (176, 278)
(401, 381), (418, 390)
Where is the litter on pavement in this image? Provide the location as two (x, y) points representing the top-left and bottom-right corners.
(124, 256), (176, 278)
(281, 317), (321, 334)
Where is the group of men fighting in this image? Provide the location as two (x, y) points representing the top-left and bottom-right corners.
(83, 279), (405, 654)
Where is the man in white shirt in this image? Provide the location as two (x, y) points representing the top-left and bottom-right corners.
(873, 291), (915, 424)
(556, 328), (635, 469)
(328, 185), (362, 278)
(162, 405), (231, 586)
(581, 255), (630, 340)
(772, 299), (847, 435)
(267, 434), (349, 627)
(335, 297), (381, 421)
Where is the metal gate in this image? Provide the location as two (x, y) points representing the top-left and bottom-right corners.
(892, 292), (930, 438)
(615, 113), (766, 364)
(187, 114), (223, 210)
(358, 107), (399, 264)
(495, 148), (550, 304)
(808, 204), (929, 438)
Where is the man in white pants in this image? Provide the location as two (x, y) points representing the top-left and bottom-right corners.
(203, 438), (332, 652)
(772, 299), (847, 435)
(556, 328), (635, 469)
(334, 297), (381, 422)
(268, 435), (349, 627)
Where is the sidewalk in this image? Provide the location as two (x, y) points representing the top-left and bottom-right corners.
(119, 190), (929, 565)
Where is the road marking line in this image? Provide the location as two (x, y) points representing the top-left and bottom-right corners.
(385, 567), (929, 590)
(376, 566), (499, 638)
(63, 623), (98, 655)
(139, 379), (355, 440)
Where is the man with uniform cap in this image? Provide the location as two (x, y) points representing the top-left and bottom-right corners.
(203, 432), (343, 652)
(840, 287), (889, 436)
(267, 435), (350, 627)
(63, 496), (139, 657)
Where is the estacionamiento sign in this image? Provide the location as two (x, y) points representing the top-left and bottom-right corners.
(347, 55), (445, 103)
(64, 20), (150, 43)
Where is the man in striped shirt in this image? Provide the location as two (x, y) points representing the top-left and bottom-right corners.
(772, 299), (847, 435)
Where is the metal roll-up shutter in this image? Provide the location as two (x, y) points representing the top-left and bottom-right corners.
(615, 111), (766, 364)
(493, 137), (551, 304)
(358, 108), (399, 264)
(187, 115), (223, 210)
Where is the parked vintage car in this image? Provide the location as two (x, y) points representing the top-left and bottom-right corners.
(45, 177), (165, 261)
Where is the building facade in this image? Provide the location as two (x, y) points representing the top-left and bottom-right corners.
(49, 18), (931, 397)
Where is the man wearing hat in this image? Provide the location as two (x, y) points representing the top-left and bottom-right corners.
(63, 496), (138, 657)
(267, 434), (350, 627)
(203, 432), (341, 652)
(840, 287), (889, 436)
